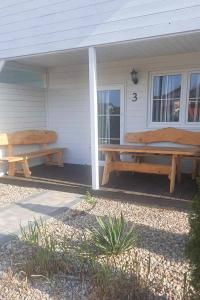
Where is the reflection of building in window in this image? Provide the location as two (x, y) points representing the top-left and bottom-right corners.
(188, 80), (200, 122)
(152, 74), (181, 122)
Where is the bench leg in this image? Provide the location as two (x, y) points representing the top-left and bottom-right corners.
(8, 162), (16, 176)
(170, 155), (177, 193)
(22, 160), (31, 177)
(55, 151), (64, 167)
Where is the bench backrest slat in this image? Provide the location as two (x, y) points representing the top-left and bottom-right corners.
(0, 130), (57, 146)
(125, 127), (200, 146)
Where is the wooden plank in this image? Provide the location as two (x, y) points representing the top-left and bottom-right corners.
(7, 162), (16, 176)
(170, 155), (177, 193)
(15, 147), (65, 159)
(0, 130), (57, 145)
(176, 156), (181, 183)
(125, 127), (200, 146)
(111, 161), (171, 175)
(192, 158), (198, 180)
(102, 152), (113, 185)
(0, 156), (24, 162)
(99, 144), (200, 156)
(22, 159), (31, 177)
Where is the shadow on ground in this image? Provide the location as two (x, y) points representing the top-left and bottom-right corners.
(0, 164), (196, 212)
(16, 201), (187, 263)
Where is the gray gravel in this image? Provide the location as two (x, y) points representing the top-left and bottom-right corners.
(0, 183), (45, 207)
(0, 196), (190, 299)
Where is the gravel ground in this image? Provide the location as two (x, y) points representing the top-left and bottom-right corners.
(0, 183), (45, 207)
(0, 196), (190, 299)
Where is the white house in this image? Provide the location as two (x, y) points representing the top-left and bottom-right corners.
(0, 0), (200, 189)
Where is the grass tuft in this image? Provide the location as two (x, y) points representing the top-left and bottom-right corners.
(83, 191), (97, 205)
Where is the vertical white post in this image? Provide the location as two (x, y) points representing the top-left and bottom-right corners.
(88, 47), (99, 190)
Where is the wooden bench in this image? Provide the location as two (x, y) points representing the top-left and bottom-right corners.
(125, 127), (200, 181)
(99, 127), (200, 193)
(0, 130), (65, 177)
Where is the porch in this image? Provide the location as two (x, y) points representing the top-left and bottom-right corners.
(0, 163), (196, 210)
(1, 32), (200, 195)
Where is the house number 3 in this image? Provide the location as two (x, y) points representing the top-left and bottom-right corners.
(131, 92), (138, 102)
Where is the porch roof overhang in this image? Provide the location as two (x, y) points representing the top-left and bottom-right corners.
(6, 30), (200, 68)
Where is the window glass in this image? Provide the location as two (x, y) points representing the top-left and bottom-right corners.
(98, 89), (120, 147)
(188, 73), (200, 122)
(152, 74), (181, 122)
(0, 66), (44, 88)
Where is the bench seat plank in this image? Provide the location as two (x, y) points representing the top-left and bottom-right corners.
(15, 147), (65, 160)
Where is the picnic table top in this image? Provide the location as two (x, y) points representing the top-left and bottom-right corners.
(98, 144), (200, 156)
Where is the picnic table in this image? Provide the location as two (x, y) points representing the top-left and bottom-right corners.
(99, 144), (200, 193)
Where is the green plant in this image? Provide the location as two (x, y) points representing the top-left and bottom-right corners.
(20, 218), (44, 245)
(19, 219), (67, 276)
(83, 191), (97, 205)
(90, 213), (137, 256)
(89, 252), (155, 300)
(186, 177), (200, 296)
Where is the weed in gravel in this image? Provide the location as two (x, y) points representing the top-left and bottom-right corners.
(20, 218), (44, 245)
(19, 219), (68, 277)
(89, 213), (137, 256)
(88, 252), (156, 300)
(83, 191), (97, 205)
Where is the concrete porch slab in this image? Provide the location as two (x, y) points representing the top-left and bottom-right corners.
(0, 191), (82, 245)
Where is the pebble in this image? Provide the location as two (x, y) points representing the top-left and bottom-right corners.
(0, 194), (191, 299)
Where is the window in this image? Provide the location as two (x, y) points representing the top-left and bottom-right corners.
(0, 66), (44, 88)
(188, 73), (200, 122)
(152, 74), (181, 123)
(98, 89), (120, 146)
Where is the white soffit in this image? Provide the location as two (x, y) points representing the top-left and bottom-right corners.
(12, 31), (200, 68)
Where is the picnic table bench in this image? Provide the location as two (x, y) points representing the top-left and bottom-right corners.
(0, 130), (65, 177)
(99, 128), (200, 193)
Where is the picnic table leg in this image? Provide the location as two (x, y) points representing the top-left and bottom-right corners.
(176, 156), (181, 183)
(8, 162), (16, 176)
(112, 152), (120, 176)
(192, 158), (198, 180)
(22, 159), (31, 177)
(55, 151), (64, 167)
(170, 155), (177, 193)
(102, 152), (113, 185)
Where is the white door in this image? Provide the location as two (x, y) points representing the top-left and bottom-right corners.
(97, 86), (124, 160)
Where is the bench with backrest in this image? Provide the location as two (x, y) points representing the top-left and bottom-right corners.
(0, 130), (65, 177)
(125, 127), (200, 180)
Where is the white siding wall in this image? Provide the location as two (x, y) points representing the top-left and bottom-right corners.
(47, 67), (91, 164)
(0, 0), (200, 59)
(47, 52), (200, 172)
(0, 83), (46, 174)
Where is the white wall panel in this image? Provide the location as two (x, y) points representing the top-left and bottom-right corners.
(0, 0), (200, 58)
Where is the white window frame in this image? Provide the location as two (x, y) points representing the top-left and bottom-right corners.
(148, 70), (187, 128)
(97, 84), (125, 145)
(186, 70), (200, 126)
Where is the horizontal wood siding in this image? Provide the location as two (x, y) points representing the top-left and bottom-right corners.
(0, 83), (46, 174)
(47, 67), (91, 165)
(0, 0), (200, 58)
(47, 52), (200, 172)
